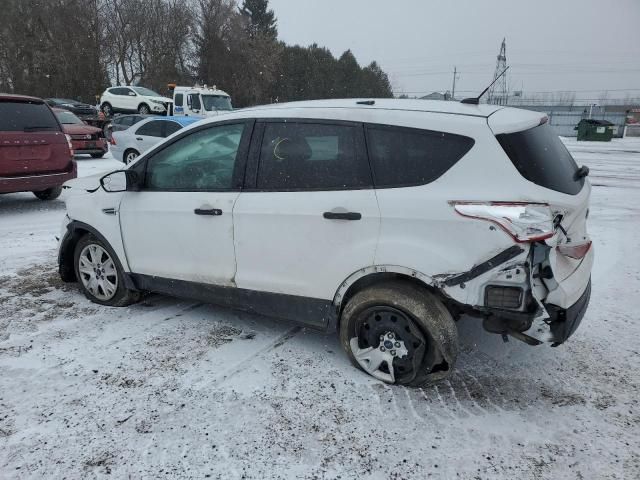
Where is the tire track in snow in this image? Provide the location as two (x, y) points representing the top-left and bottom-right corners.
(199, 325), (302, 388)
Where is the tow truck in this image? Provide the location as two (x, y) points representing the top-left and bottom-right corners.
(167, 84), (233, 117)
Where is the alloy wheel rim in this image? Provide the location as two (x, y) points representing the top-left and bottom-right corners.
(126, 152), (138, 164)
(78, 244), (118, 301)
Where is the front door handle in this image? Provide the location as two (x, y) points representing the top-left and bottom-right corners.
(136, 137), (143, 141)
(194, 208), (223, 216)
(323, 211), (362, 221)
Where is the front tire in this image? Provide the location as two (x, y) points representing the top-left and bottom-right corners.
(339, 281), (458, 386)
(73, 234), (140, 307)
(138, 104), (150, 114)
(33, 186), (62, 200)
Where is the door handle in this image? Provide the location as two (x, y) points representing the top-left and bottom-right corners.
(194, 208), (223, 216)
(136, 137), (143, 141)
(323, 211), (362, 221)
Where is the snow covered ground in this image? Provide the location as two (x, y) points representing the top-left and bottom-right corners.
(1, 141), (639, 479)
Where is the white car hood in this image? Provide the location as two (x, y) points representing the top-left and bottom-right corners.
(147, 96), (173, 104)
(63, 172), (105, 193)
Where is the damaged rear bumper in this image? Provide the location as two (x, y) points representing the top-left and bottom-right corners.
(438, 241), (593, 346)
(544, 279), (591, 345)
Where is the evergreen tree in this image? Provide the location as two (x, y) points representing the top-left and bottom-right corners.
(240, 0), (277, 38)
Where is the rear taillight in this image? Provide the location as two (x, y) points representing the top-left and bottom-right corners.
(65, 134), (74, 156)
(452, 202), (554, 243)
(557, 241), (592, 259)
(110, 134), (117, 146)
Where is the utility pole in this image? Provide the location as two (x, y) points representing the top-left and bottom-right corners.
(451, 66), (459, 100)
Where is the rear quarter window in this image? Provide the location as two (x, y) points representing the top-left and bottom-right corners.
(496, 123), (584, 195)
(0, 100), (60, 132)
(366, 125), (474, 188)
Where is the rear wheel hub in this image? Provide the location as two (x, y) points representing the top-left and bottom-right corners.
(350, 307), (426, 384)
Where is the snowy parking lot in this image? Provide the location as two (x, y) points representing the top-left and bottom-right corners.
(1, 140), (639, 479)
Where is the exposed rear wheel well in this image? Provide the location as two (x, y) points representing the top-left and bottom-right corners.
(337, 273), (450, 321)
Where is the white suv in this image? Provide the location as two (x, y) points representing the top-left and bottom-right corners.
(100, 86), (172, 116)
(58, 99), (593, 386)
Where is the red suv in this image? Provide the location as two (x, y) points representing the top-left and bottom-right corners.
(0, 94), (76, 200)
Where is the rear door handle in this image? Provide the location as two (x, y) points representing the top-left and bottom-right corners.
(323, 211), (362, 221)
(194, 208), (223, 216)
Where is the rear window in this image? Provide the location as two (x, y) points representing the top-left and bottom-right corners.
(366, 125), (475, 188)
(496, 123), (584, 195)
(0, 101), (60, 132)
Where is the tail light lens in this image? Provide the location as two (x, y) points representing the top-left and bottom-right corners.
(557, 241), (592, 259)
(65, 134), (74, 156)
(110, 134), (116, 146)
(453, 202), (554, 242)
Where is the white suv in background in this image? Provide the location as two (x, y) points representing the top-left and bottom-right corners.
(58, 99), (593, 386)
(100, 86), (172, 116)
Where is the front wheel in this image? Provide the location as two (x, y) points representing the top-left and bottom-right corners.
(74, 234), (140, 306)
(138, 104), (150, 114)
(339, 281), (458, 386)
(33, 186), (62, 200)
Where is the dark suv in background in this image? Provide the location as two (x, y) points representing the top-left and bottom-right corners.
(45, 98), (98, 118)
(0, 94), (76, 200)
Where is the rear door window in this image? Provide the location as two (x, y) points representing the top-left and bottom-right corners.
(366, 125), (474, 188)
(164, 121), (183, 137)
(136, 120), (165, 138)
(0, 100), (60, 132)
(496, 123), (583, 195)
(256, 122), (370, 190)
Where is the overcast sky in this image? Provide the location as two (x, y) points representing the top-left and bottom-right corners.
(268, 0), (640, 101)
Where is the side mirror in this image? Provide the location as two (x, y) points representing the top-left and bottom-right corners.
(100, 170), (139, 192)
(128, 91), (136, 96)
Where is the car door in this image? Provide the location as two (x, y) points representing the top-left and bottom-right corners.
(233, 119), (380, 302)
(133, 120), (167, 153)
(109, 88), (128, 111)
(119, 120), (253, 285)
(120, 87), (137, 111)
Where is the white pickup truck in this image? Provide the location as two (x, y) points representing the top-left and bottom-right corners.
(169, 85), (233, 117)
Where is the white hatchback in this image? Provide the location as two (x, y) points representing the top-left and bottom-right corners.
(59, 99), (593, 386)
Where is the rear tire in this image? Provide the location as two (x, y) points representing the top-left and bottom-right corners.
(90, 153), (105, 159)
(73, 234), (140, 307)
(123, 149), (139, 164)
(33, 186), (62, 201)
(101, 103), (113, 117)
(339, 281), (458, 386)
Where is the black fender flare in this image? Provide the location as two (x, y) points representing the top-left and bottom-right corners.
(58, 220), (137, 290)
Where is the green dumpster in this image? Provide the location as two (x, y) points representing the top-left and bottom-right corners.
(575, 119), (615, 141)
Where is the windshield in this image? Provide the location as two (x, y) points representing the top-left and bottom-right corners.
(132, 86), (162, 97)
(55, 110), (84, 124)
(202, 95), (232, 111)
